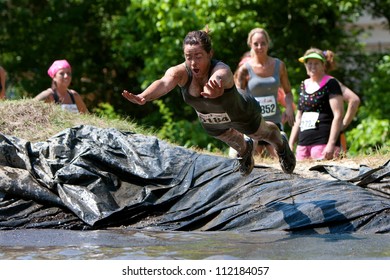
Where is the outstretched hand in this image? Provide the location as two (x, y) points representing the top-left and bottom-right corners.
(200, 76), (224, 99)
(122, 90), (146, 105)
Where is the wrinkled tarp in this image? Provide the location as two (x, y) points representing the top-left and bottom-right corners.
(0, 125), (389, 233)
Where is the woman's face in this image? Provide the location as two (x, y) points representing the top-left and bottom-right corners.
(305, 58), (325, 77)
(54, 68), (72, 87)
(250, 32), (269, 55)
(183, 44), (212, 79)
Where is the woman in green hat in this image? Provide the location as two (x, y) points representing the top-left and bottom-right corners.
(289, 48), (344, 160)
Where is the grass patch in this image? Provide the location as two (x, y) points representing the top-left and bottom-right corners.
(0, 99), (151, 142)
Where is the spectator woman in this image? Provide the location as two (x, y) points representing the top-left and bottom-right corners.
(34, 59), (88, 114)
(289, 48), (344, 160)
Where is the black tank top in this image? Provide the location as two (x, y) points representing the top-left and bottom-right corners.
(52, 89), (76, 104)
(180, 59), (262, 135)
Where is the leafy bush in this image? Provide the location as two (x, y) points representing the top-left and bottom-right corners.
(347, 117), (389, 155)
(347, 55), (390, 155)
(359, 55), (390, 119)
(92, 102), (122, 120)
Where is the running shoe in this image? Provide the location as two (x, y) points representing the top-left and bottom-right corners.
(237, 138), (254, 176)
(278, 132), (296, 174)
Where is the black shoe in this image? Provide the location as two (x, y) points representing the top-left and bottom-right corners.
(237, 138), (254, 176)
(278, 132), (296, 174)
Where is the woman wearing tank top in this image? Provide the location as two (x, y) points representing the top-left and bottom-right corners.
(34, 59), (89, 114)
(234, 28), (295, 158)
(122, 27), (296, 175)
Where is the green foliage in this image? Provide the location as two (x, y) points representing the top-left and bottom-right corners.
(358, 55), (390, 119)
(347, 54), (390, 155)
(1, 0), (129, 107)
(92, 102), (121, 120)
(347, 117), (389, 155)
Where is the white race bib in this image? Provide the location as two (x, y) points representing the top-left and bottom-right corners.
(197, 112), (231, 124)
(300, 112), (319, 131)
(256, 96), (277, 117)
(61, 104), (79, 114)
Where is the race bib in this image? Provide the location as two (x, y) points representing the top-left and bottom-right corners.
(61, 104), (79, 114)
(256, 96), (277, 117)
(197, 112), (231, 124)
(300, 112), (319, 131)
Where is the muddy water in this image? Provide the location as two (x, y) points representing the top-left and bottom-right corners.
(0, 229), (389, 260)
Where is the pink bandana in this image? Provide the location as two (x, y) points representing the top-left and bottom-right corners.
(47, 60), (71, 78)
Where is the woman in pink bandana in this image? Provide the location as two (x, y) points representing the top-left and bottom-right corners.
(34, 59), (88, 114)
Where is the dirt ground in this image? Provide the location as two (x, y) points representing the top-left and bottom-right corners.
(254, 155), (387, 181)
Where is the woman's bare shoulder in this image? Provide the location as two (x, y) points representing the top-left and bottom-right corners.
(68, 89), (80, 95)
(34, 88), (53, 100)
(165, 63), (188, 85)
(167, 63), (187, 75)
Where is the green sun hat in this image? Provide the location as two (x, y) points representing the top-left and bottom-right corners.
(298, 53), (325, 63)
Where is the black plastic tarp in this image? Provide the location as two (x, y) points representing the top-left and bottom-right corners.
(1, 125), (389, 233)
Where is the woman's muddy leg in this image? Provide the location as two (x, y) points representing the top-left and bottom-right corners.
(248, 119), (283, 153)
(215, 128), (247, 155)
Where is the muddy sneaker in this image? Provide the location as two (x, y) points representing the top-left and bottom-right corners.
(237, 138), (254, 176)
(278, 132), (296, 174)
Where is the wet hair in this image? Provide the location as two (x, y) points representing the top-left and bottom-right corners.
(183, 26), (212, 53)
(247, 27), (271, 48)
